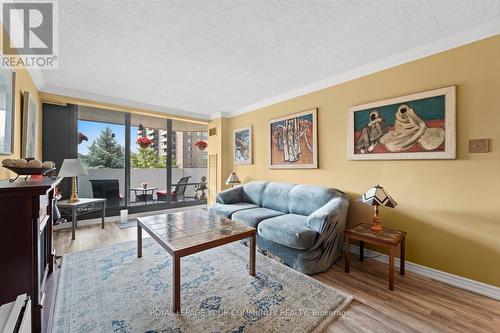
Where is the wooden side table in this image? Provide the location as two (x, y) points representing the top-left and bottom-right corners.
(345, 223), (406, 291)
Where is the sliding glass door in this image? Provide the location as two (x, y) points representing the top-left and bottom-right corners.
(172, 119), (208, 201)
(77, 106), (126, 209)
(129, 114), (168, 206)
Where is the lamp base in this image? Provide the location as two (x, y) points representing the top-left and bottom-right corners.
(370, 221), (384, 232)
(68, 194), (80, 203)
(68, 176), (80, 203)
(370, 205), (383, 232)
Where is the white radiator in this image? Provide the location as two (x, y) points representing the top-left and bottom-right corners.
(0, 295), (31, 333)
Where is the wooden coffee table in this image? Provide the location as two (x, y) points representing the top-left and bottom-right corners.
(137, 209), (256, 312)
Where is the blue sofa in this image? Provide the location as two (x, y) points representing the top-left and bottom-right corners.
(209, 181), (350, 274)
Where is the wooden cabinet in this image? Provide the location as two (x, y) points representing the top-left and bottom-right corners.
(0, 178), (61, 333)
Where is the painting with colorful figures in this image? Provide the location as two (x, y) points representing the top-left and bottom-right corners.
(269, 108), (317, 169)
(348, 86), (456, 160)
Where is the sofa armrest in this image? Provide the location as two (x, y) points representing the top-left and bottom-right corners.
(307, 196), (350, 233)
(216, 186), (243, 204)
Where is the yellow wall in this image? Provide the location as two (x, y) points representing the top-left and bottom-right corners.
(221, 35), (500, 286)
(0, 27), (42, 180)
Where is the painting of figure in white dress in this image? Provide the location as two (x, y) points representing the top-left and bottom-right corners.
(348, 86), (456, 160)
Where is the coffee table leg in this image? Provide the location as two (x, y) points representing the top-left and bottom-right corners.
(249, 234), (256, 276)
(137, 223), (142, 258)
(173, 255), (181, 313)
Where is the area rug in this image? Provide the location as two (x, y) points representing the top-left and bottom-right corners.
(52, 239), (352, 333)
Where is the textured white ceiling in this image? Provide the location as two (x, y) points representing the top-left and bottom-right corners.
(41, 0), (500, 119)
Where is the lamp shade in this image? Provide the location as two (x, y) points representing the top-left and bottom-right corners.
(225, 172), (241, 185)
(358, 185), (397, 208)
(58, 159), (88, 177)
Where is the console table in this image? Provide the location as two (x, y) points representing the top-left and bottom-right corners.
(57, 198), (106, 240)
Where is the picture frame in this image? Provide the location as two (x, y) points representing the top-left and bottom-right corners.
(347, 86), (456, 160)
(22, 91), (38, 159)
(268, 108), (318, 169)
(233, 126), (252, 165)
(0, 59), (15, 155)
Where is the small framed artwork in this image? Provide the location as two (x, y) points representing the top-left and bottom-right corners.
(269, 108), (318, 169)
(22, 91), (39, 158)
(234, 126), (252, 164)
(348, 86), (456, 160)
(0, 59), (15, 155)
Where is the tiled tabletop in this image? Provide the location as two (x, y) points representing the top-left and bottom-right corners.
(137, 209), (255, 252)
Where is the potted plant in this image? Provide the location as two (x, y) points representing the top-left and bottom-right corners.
(137, 136), (154, 149)
(194, 140), (208, 151)
(78, 132), (88, 144)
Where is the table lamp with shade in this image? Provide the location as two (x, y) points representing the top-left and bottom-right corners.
(225, 172), (241, 187)
(358, 185), (397, 232)
(58, 159), (88, 203)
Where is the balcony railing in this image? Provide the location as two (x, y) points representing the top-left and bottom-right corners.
(78, 167), (207, 206)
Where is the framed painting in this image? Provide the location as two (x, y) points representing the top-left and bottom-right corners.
(269, 108), (317, 169)
(234, 126), (252, 164)
(348, 86), (456, 160)
(0, 59), (15, 155)
(22, 91), (38, 159)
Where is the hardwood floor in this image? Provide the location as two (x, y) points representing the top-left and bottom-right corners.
(54, 222), (500, 333)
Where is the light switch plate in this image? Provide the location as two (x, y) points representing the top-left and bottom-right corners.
(469, 139), (489, 153)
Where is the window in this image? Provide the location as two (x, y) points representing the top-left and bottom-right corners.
(76, 106), (208, 214)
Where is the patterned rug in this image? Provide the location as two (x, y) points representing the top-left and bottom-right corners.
(52, 239), (352, 333)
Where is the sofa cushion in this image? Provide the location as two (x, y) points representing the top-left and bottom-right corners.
(288, 184), (340, 216)
(242, 181), (269, 205)
(232, 207), (284, 228)
(261, 182), (295, 213)
(209, 202), (258, 218)
(257, 214), (319, 250)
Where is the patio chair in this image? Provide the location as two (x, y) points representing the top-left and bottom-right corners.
(157, 176), (191, 202)
(89, 179), (124, 207)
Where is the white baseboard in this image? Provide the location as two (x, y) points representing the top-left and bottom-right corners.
(348, 244), (500, 301)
